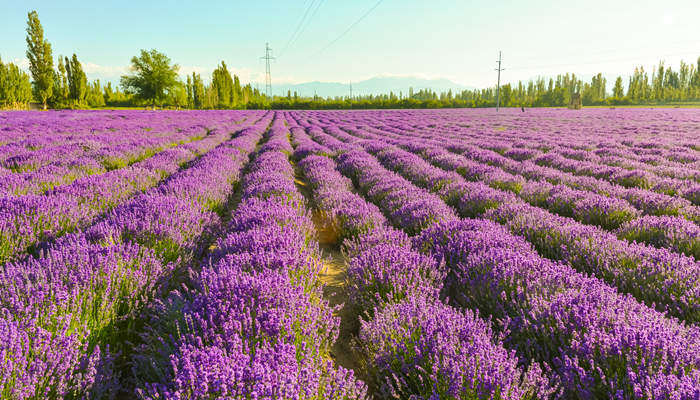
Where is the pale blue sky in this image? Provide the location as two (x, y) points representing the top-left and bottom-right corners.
(2, 0), (699, 89)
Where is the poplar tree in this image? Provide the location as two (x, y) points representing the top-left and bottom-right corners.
(86, 80), (105, 107)
(233, 75), (242, 106)
(54, 56), (69, 103)
(66, 54), (87, 104)
(612, 77), (625, 98)
(103, 82), (114, 103)
(191, 72), (205, 109)
(25, 10), (54, 109)
(211, 61), (234, 108)
(185, 75), (194, 108)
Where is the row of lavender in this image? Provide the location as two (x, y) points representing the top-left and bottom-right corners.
(317, 120), (700, 324)
(289, 116), (549, 398)
(0, 112), (262, 265)
(348, 117), (700, 264)
(373, 111), (700, 207)
(0, 111), (255, 195)
(329, 113), (700, 228)
(0, 112), (271, 398)
(0, 130), (203, 196)
(447, 123), (700, 187)
(137, 114), (366, 398)
(0, 110), (245, 166)
(322, 108), (699, 180)
(296, 114), (700, 399)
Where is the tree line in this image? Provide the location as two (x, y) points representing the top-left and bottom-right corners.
(2, 10), (700, 110)
(1, 11), (268, 110)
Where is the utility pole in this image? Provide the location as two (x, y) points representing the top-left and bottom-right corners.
(260, 42), (275, 99)
(495, 51), (504, 111)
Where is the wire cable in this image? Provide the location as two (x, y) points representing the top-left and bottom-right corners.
(315, 0), (385, 56)
(284, 0), (326, 58)
(278, 0), (318, 58)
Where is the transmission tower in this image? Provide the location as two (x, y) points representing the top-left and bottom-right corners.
(495, 51), (504, 111)
(261, 42), (275, 99)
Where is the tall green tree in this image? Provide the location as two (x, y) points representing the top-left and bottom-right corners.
(191, 72), (205, 109)
(211, 61), (234, 108)
(120, 49), (179, 108)
(103, 82), (129, 106)
(233, 75), (242, 106)
(103, 81), (114, 102)
(53, 56), (69, 104)
(0, 57), (33, 107)
(65, 54), (87, 104)
(86, 80), (105, 107)
(612, 76), (625, 98)
(167, 82), (188, 109)
(25, 10), (54, 109)
(185, 75), (194, 108)
(652, 62), (665, 101)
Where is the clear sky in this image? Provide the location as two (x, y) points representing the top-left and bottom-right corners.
(2, 0), (699, 89)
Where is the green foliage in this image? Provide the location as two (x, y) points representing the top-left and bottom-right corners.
(612, 76), (624, 98)
(0, 57), (33, 108)
(51, 56), (69, 105)
(85, 79), (105, 107)
(211, 61), (235, 108)
(66, 54), (87, 105)
(166, 81), (187, 109)
(188, 72), (205, 109)
(103, 82), (130, 106)
(25, 10), (54, 109)
(120, 49), (180, 108)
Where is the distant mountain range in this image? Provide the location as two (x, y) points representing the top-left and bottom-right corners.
(273, 76), (474, 98)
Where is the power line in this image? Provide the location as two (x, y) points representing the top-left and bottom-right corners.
(278, 0), (318, 58)
(286, 0), (326, 56)
(315, 0), (385, 56)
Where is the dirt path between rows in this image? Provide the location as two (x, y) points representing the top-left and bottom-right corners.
(292, 161), (362, 376)
(317, 237), (361, 374)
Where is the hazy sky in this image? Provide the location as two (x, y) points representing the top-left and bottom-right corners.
(2, 0), (699, 89)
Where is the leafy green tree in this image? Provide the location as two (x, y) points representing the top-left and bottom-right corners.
(66, 54), (87, 104)
(103, 81), (114, 102)
(191, 72), (205, 109)
(185, 75), (193, 108)
(25, 10), (54, 109)
(692, 57), (700, 88)
(86, 80), (105, 107)
(0, 57), (33, 107)
(120, 49), (179, 108)
(211, 61), (234, 108)
(53, 56), (69, 105)
(167, 82), (188, 109)
(233, 74), (242, 106)
(203, 83), (218, 109)
(103, 82), (129, 106)
(652, 62), (665, 101)
(612, 76), (624, 98)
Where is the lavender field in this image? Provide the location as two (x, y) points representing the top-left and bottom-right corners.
(0, 108), (699, 399)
